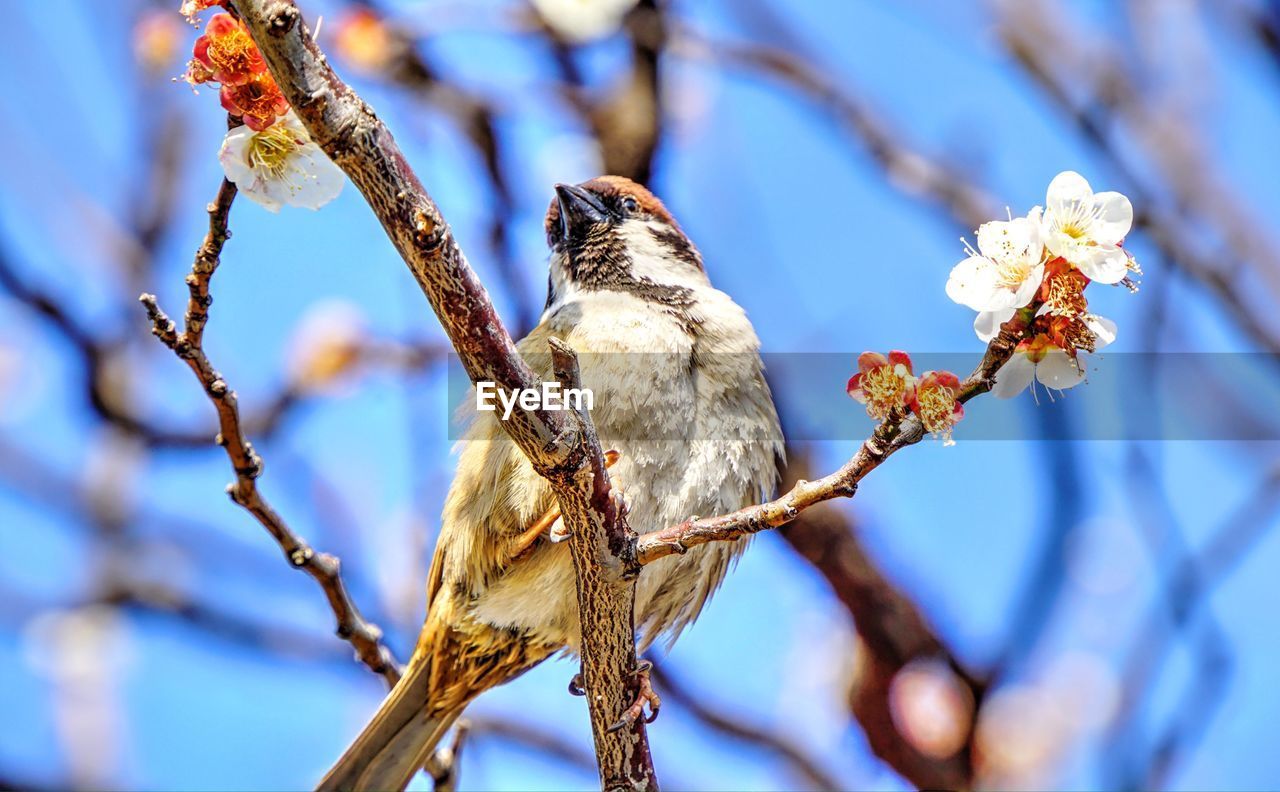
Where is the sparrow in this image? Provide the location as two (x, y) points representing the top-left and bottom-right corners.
(318, 176), (784, 791)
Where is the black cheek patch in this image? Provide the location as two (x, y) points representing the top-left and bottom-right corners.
(543, 271), (557, 311)
(649, 226), (703, 271)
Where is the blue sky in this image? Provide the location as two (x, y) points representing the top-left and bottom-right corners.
(1, 0), (1278, 790)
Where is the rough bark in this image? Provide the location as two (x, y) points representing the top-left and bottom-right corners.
(228, 1), (657, 787)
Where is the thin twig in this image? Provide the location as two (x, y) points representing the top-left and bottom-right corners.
(426, 719), (471, 792)
(669, 25), (993, 231)
(996, 0), (1280, 354)
(139, 177), (401, 687)
(0, 239), (319, 449)
(636, 323), (1021, 563)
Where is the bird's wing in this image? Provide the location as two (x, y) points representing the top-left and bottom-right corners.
(425, 531), (446, 609)
(424, 316), (574, 609)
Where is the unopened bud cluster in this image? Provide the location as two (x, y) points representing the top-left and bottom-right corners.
(847, 351), (964, 445)
(183, 5), (290, 131)
(178, 1), (344, 212)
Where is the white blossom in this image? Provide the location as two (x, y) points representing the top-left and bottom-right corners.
(946, 211), (1045, 313)
(1041, 171), (1132, 284)
(991, 316), (1117, 399)
(530, 0), (639, 42)
(218, 111), (344, 213)
(974, 306), (1015, 343)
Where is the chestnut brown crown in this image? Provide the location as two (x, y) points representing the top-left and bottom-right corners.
(544, 175), (678, 248)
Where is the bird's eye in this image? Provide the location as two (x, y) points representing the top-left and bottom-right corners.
(620, 196), (639, 215)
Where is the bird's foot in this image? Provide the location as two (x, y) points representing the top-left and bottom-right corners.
(603, 449), (630, 523)
(568, 672), (586, 696)
(606, 660), (661, 732)
(510, 450), (624, 561)
(511, 504), (562, 560)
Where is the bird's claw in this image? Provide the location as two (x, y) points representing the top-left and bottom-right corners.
(568, 672), (586, 696)
(512, 451), (625, 560)
(606, 660), (661, 733)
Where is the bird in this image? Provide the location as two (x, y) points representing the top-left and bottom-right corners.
(317, 175), (784, 791)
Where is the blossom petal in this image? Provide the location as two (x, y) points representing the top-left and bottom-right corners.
(1036, 349), (1086, 390)
(1090, 191), (1132, 245)
(975, 221), (1005, 260)
(1010, 261), (1045, 307)
(931, 370), (961, 389)
(216, 113), (342, 214)
(244, 192), (282, 212)
(1085, 315), (1118, 350)
(1020, 214), (1042, 250)
(532, 0), (638, 42)
(946, 256), (1004, 311)
(992, 353), (1035, 399)
(287, 145), (345, 210)
(1046, 170), (1092, 217)
(846, 373), (865, 402)
(217, 126), (254, 180)
(218, 126), (282, 212)
(258, 167), (298, 209)
(888, 350), (913, 376)
(977, 216), (1040, 261)
(857, 351), (887, 374)
(1044, 230), (1081, 261)
(974, 307), (1015, 343)
(1073, 244), (1129, 284)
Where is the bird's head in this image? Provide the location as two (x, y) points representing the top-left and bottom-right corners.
(542, 176), (706, 312)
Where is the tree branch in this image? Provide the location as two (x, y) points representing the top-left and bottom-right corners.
(425, 719), (470, 792)
(228, 1), (657, 786)
(995, 0), (1280, 354)
(548, 339), (655, 790)
(140, 177), (400, 688)
(343, 1), (535, 332)
(668, 25), (993, 231)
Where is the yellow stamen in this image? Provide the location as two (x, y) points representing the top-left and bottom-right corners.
(981, 225), (1036, 288)
(860, 365), (909, 420)
(995, 257), (1032, 289)
(246, 124), (302, 179)
(915, 384), (958, 445)
(1054, 198), (1100, 242)
(1042, 270), (1088, 317)
(206, 27), (257, 76)
(1056, 316), (1098, 355)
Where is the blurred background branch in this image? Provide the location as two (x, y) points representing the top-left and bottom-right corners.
(1, 0), (1276, 790)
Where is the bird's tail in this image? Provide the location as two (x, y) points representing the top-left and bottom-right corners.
(316, 641), (466, 792)
(318, 603), (556, 792)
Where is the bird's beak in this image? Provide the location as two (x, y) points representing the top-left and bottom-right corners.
(555, 183), (609, 239)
